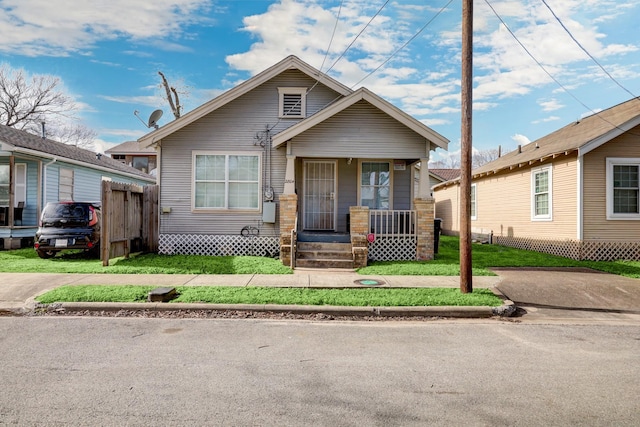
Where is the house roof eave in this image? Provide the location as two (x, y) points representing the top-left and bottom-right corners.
(272, 87), (449, 151)
(138, 55), (353, 148)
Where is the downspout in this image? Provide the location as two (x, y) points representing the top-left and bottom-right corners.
(576, 154), (583, 241)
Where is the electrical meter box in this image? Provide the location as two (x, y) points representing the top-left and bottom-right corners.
(262, 201), (276, 223)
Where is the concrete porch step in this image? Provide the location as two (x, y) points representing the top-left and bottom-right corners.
(295, 241), (353, 269)
(295, 259), (354, 269)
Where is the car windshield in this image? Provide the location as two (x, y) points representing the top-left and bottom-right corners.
(43, 203), (88, 220)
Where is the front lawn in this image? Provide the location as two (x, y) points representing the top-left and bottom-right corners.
(3, 235), (640, 278)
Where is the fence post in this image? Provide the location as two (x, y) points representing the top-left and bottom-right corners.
(101, 180), (111, 266)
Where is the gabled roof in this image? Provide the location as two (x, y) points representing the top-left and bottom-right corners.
(271, 87), (449, 151)
(105, 140), (156, 155)
(139, 55), (353, 147)
(0, 125), (155, 182)
(457, 97), (640, 183)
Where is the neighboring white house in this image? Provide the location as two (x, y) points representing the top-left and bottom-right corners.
(0, 125), (156, 249)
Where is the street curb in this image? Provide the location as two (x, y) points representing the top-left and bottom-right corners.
(43, 301), (510, 318)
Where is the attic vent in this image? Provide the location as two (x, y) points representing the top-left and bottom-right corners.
(278, 87), (307, 118)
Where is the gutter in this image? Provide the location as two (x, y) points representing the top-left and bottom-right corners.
(13, 146), (155, 184)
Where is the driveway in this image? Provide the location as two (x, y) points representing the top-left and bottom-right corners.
(493, 267), (640, 313)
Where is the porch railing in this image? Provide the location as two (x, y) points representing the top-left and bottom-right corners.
(369, 210), (416, 237)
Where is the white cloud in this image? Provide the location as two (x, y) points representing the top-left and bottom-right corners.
(0, 0), (213, 56)
(511, 133), (531, 146)
(538, 98), (564, 111)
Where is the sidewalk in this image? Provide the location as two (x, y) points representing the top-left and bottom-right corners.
(0, 271), (503, 317)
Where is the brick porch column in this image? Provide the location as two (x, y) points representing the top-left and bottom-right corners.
(279, 193), (298, 266)
(414, 197), (435, 260)
(349, 206), (369, 268)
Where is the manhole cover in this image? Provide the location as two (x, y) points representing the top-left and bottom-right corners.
(354, 279), (385, 286)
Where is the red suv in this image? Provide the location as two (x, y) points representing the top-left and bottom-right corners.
(34, 202), (101, 259)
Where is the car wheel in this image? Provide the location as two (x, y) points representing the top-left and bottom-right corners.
(37, 249), (57, 259)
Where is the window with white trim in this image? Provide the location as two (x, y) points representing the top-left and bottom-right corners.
(278, 87), (307, 118)
(0, 164), (8, 206)
(606, 158), (640, 219)
(360, 161), (391, 209)
(471, 183), (477, 220)
(193, 152), (260, 210)
(531, 166), (552, 220)
(14, 163), (26, 206)
(59, 168), (74, 201)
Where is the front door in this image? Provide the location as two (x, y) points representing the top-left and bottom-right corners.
(303, 160), (336, 230)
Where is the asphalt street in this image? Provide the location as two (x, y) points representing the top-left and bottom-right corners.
(0, 317), (638, 426)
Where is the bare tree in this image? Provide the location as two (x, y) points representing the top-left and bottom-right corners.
(48, 124), (97, 149)
(0, 64), (96, 149)
(430, 147), (507, 170)
(472, 147), (502, 168)
(158, 71), (182, 119)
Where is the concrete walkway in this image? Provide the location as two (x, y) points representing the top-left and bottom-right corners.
(0, 268), (638, 320)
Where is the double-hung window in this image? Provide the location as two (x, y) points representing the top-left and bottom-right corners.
(470, 183), (477, 220)
(607, 158), (640, 219)
(360, 161), (391, 209)
(0, 165), (9, 206)
(531, 166), (552, 220)
(59, 168), (74, 201)
(193, 152), (260, 210)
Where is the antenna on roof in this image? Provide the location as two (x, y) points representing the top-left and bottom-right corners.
(134, 109), (163, 130)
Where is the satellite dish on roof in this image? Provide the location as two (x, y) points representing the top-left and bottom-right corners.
(133, 109), (163, 130)
(148, 109), (163, 129)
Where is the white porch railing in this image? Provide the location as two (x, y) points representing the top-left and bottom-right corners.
(369, 210), (416, 237)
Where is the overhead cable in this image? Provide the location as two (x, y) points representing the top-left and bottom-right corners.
(541, 0), (637, 99)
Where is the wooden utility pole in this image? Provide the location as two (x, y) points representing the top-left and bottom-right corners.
(460, 0), (473, 293)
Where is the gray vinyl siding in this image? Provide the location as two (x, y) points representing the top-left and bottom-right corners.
(289, 101), (428, 159)
(393, 167), (412, 210)
(159, 70), (343, 236)
(43, 162), (151, 205)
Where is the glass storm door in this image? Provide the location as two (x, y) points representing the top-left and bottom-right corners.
(303, 161), (336, 230)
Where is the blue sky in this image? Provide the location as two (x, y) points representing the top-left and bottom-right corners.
(1, 0), (639, 164)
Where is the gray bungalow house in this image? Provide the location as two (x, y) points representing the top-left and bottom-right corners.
(139, 55), (449, 268)
(0, 125), (156, 249)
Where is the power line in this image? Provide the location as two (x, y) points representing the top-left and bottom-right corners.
(351, 0), (454, 88)
(541, 0), (637, 99)
(319, 0), (345, 74)
(324, 0), (391, 76)
(483, 0), (640, 134)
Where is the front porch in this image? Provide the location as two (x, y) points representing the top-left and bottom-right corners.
(280, 198), (436, 269)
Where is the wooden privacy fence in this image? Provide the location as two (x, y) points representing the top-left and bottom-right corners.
(101, 181), (158, 266)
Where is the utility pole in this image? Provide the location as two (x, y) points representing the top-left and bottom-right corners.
(460, 0), (473, 293)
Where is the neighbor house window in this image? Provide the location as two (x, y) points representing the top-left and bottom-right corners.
(0, 165), (9, 206)
(193, 152), (260, 210)
(360, 161), (391, 209)
(59, 168), (74, 201)
(531, 166), (552, 220)
(14, 164), (26, 206)
(132, 156), (149, 173)
(607, 158), (640, 219)
(278, 87), (307, 118)
(471, 183), (477, 220)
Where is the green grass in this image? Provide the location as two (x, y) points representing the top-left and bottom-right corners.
(3, 235), (640, 278)
(360, 236), (640, 278)
(35, 285), (504, 307)
(0, 249), (292, 274)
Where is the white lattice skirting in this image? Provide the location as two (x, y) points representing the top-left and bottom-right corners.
(495, 236), (640, 261)
(160, 234), (280, 257)
(368, 237), (417, 261)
